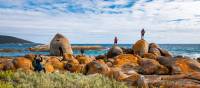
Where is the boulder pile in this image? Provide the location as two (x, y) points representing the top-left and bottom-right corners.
(1, 33), (200, 88)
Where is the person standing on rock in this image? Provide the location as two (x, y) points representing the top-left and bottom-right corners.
(141, 28), (145, 39)
(114, 36), (118, 45)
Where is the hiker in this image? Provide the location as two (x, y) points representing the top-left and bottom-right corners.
(141, 28), (145, 39)
(114, 36), (118, 45)
(32, 55), (44, 72)
(80, 49), (85, 56)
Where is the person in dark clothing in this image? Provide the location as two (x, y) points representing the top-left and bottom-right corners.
(141, 28), (145, 39)
(32, 55), (44, 72)
(114, 36), (118, 45)
(80, 49), (85, 56)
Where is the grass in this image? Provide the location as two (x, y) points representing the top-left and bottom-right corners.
(0, 70), (128, 88)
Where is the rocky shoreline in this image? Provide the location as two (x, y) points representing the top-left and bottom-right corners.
(0, 33), (200, 88)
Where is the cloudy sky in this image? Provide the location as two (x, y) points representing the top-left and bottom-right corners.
(0, 0), (200, 44)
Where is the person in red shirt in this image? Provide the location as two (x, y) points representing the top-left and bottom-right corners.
(141, 28), (145, 39)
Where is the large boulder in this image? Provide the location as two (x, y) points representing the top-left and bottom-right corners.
(50, 33), (73, 56)
(138, 58), (169, 75)
(12, 57), (34, 71)
(132, 39), (149, 56)
(45, 57), (65, 70)
(107, 45), (123, 58)
(84, 61), (110, 75)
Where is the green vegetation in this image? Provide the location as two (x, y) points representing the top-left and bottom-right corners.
(0, 70), (128, 88)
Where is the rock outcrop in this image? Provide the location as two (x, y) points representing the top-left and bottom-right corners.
(107, 45), (123, 58)
(158, 56), (200, 74)
(133, 39), (149, 56)
(138, 58), (169, 75)
(50, 33), (73, 56)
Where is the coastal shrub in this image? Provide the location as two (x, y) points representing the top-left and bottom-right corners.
(0, 81), (13, 88)
(11, 71), (128, 88)
(0, 70), (14, 79)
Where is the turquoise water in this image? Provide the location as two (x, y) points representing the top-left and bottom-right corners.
(0, 43), (200, 58)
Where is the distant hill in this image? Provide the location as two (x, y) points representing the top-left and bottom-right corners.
(0, 35), (33, 44)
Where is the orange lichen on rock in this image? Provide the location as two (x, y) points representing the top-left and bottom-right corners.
(139, 58), (169, 75)
(174, 58), (200, 74)
(76, 55), (93, 64)
(24, 54), (36, 61)
(13, 57), (34, 71)
(113, 54), (140, 67)
(44, 63), (54, 73)
(132, 39), (149, 56)
(45, 57), (65, 70)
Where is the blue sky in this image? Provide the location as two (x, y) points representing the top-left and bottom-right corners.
(0, 0), (200, 44)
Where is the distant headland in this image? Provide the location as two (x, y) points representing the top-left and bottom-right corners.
(0, 35), (33, 44)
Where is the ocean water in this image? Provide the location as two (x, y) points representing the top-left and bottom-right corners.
(0, 44), (200, 58)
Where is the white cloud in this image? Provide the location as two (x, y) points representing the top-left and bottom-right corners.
(0, 0), (200, 44)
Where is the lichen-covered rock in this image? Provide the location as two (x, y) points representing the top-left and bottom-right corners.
(50, 33), (73, 56)
(76, 55), (93, 64)
(13, 57), (34, 71)
(113, 54), (140, 68)
(45, 57), (65, 70)
(44, 63), (54, 73)
(84, 61), (110, 75)
(173, 57), (200, 74)
(143, 53), (158, 60)
(24, 54), (36, 61)
(139, 58), (169, 75)
(107, 45), (123, 58)
(158, 56), (200, 74)
(133, 39), (149, 56)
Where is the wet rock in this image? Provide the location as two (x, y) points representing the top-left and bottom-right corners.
(139, 58), (169, 75)
(107, 45), (123, 58)
(132, 39), (149, 56)
(50, 33), (73, 56)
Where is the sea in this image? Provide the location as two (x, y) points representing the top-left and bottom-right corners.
(0, 43), (200, 58)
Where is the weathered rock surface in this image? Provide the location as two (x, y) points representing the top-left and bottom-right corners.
(107, 45), (123, 58)
(50, 33), (73, 56)
(138, 58), (169, 75)
(12, 57), (34, 71)
(158, 56), (200, 74)
(76, 55), (94, 64)
(113, 54), (140, 68)
(133, 39), (149, 56)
